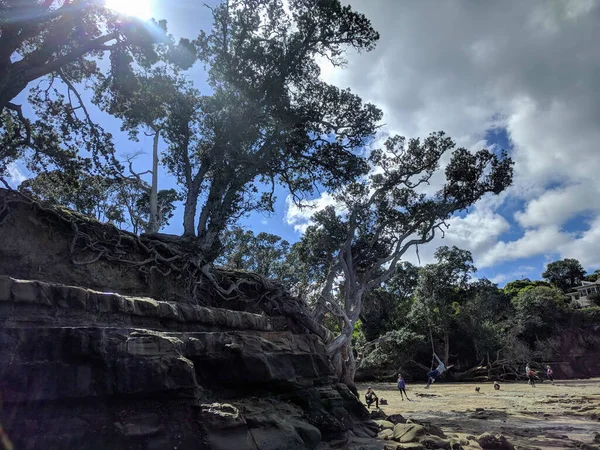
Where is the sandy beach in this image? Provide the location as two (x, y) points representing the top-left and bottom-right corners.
(358, 379), (600, 449)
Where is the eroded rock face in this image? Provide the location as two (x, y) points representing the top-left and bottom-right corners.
(0, 276), (366, 449)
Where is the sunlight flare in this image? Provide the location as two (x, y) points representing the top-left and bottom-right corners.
(105, 0), (152, 20)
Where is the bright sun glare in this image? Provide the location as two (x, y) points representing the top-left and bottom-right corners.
(105, 0), (153, 21)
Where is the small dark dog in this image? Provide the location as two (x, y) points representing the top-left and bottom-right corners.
(380, 398), (388, 405)
(475, 386), (480, 393)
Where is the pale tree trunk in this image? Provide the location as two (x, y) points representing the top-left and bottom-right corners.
(443, 331), (450, 367)
(148, 128), (160, 233)
(182, 177), (202, 237)
(327, 328), (358, 395)
(325, 294), (363, 394)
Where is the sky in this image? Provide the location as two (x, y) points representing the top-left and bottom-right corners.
(7, 0), (600, 286)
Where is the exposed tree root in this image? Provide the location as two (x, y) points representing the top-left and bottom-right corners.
(0, 188), (326, 337)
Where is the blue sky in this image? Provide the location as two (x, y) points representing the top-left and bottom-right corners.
(8, 0), (600, 287)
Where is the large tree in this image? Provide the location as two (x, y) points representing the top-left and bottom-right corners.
(0, 0), (193, 179)
(297, 132), (513, 387)
(161, 0), (382, 261)
(410, 246), (477, 366)
(360, 262), (419, 341)
(542, 258), (586, 293)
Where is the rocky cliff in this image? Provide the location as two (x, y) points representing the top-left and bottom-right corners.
(0, 276), (379, 450)
(0, 189), (378, 450)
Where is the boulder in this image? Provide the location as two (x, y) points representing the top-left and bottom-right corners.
(386, 414), (407, 424)
(370, 409), (388, 420)
(378, 429), (395, 440)
(393, 423), (427, 443)
(419, 435), (451, 449)
(374, 420), (395, 430)
(476, 432), (516, 450)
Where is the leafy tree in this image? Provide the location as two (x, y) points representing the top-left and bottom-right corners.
(583, 269), (600, 282)
(542, 258), (586, 293)
(18, 170), (121, 222)
(512, 286), (565, 344)
(458, 279), (512, 362)
(161, 0), (382, 260)
(296, 132), (513, 386)
(360, 262), (419, 341)
(95, 68), (191, 233)
(503, 278), (551, 298)
(18, 170), (177, 232)
(216, 227), (291, 280)
(359, 328), (426, 374)
(0, 1), (193, 182)
(410, 246), (477, 365)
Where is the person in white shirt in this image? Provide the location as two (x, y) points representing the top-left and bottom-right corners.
(425, 353), (451, 389)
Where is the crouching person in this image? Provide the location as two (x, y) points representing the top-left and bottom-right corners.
(365, 387), (379, 409)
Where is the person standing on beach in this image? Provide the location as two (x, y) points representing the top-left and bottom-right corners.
(546, 365), (555, 385)
(526, 364), (536, 387)
(397, 374), (411, 401)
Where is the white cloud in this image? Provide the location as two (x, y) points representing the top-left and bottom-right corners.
(294, 0), (600, 274)
(556, 216), (600, 269)
(284, 192), (343, 233)
(515, 184), (600, 229)
(6, 163), (26, 186)
(479, 226), (571, 268)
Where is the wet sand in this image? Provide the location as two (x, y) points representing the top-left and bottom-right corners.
(358, 379), (600, 449)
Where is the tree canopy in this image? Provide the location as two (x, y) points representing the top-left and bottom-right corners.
(0, 0), (193, 182)
(296, 132), (513, 386)
(160, 0), (382, 260)
(542, 258), (586, 293)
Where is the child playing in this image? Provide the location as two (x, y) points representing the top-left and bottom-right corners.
(397, 374), (411, 401)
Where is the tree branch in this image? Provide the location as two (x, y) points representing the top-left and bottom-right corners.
(5, 102), (32, 146)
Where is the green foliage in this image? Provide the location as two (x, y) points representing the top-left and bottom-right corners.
(360, 328), (426, 371)
(503, 278), (551, 298)
(0, 2), (191, 180)
(18, 170), (178, 233)
(542, 258), (586, 293)
(583, 270), (600, 282)
(159, 0), (382, 257)
(511, 286), (566, 345)
(360, 262), (419, 341)
(410, 246), (476, 342)
(216, 227), (291, 280)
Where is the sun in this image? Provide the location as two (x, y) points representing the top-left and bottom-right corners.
(105, 0), (153, 21)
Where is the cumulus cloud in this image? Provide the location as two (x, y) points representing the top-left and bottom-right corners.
(478, 226), (572, 268)
(284, 192), (343, 233)
(6, 163), (26, 186)
(282, 0), (600, 274)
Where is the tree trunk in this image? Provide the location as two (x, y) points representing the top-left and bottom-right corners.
(326, 321), (359, 393)
(148, 129), (160, 233)
(182, 185), (199, 237)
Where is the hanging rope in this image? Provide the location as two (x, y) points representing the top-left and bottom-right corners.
(428, 322), (435, 370)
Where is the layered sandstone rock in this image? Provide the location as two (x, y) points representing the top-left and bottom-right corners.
(0, 276), (372, 449)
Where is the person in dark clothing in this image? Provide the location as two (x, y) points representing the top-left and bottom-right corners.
(365, 387), (379, 408)
(397, 374), (411, 401)
(526, 364), (536, 387)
